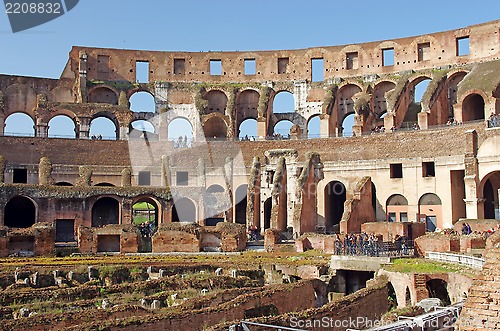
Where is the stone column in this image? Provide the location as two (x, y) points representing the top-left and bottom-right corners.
(257, 117), (266, 140)
(78, 117), (91, 139)
(418, 112), (429, 129)
(463, 130), (481, 219)
(119, 126), (129, 140)
(352, 114), (363, 136)
(319, 114), (330, 138)
(36, 122), (48, 138)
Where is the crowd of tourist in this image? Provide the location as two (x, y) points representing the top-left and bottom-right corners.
(139, 221), (156, 238)
(332, 232), (410, 256)
(488, 113), (500, 128)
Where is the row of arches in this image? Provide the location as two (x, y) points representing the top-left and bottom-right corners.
(3, 183), (250, 229)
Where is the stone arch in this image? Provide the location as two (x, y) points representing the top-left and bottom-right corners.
(172, 197), (197, 223)
(235, 89), (259, 134)
(235, 184), (248, 225)
(88, 86), (119, 105)
(462, 93), (485, 122)
(340, 112), (355, 137)
(4, 112), (35, 136)
(203, 114), (228, 139)
(368, 81), (396, 130)
(48, 114), (77, 138)
(478, 171), (500, 220)
(168, 117), (193, 144)
(132, 195), (161, 227)
(334, 84), (362, 136)
(273, 119), (294, 137)
(443, 71), (468, 120)
(129, 90), (155, 113)
(205, 90), (228, 115)
(324, 181), (346, 231)
(271, 90), (294, 114)
(307, 114), (321, 138)
(238, 118), (257, 139)
(207, 184), (225, 193)
(94, 182), (115, 187)
(418, 193), (442, 231)
(399, 75), (432, 129)
(4, 196), (37, 228)
(386, 194), (409, 222)
(91, 197), (120, 227)
(90, 111), (119, 140)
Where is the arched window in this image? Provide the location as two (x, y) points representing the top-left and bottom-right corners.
(386, 194), (409, 223)
(89, 114), (118, 140)
(48, 115), (76, 138)
(91, 197), (119, 227)
(324, 181), (346, 231)
(203, 117), (227, 139)
(272, 91), (294, 114)
(462, 94), (485, 122)
(235, 184), (248, 225)
(307, 115), (321, 138)
(168, 118), (193, 147)
(88, 87), (118, 105)
(5, 196), (36, 228)
(418, 193), (442, 231)
(341, 113), (355, 137)
(172, 197), (196, 223)
(205, 90), (227, 115)
(238, 118), (257, 139)
(4, 113), (35, 137)
(273, 120), (293, 138)
(130, 91), (155, 113)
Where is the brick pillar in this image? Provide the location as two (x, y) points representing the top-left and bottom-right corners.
(36, 123), (48, 137)
(464, 130), (481, 219)
(119, 126), (129, 140)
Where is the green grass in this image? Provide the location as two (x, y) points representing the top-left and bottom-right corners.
(384, 258), (480, 275)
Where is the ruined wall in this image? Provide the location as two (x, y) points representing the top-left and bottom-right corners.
(340, 176), (374, 233)
(361, 221), (426, 241)
(458, 233), (500, 330)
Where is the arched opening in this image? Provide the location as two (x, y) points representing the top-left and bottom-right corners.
(462, 93), (485, 122)
(172, 197), (196, 223)
(337, 84), (361, 135)
(236, 90), (259, 138)
(341, 113), (355, 137)
(54, 182), (73, 186)
(203, 116), (227, 139)
(130, 91), (155, 113)
(4, 113), (35, 137)
(481, 171), (500, 219)
(324, 181), (346, 232)
(48, 114), (76, 138)
(238, 118), (257, 139)
(418, 193), (442, 232)
(444, 72), (467, 123)
(168, 117), (193, 147)
(264, 197), (272, 230)
(88, 87), (118, 105)
(5, 196), (36, 228)
(426, 279), (451, 306)
(372, 81), (396, 123)
(405, 287), (412, 307)
(91, 197), (119, 227)
(386, 194), (409, 222)
(273, 120), (293, 138)
(94, 182), (115, 187)
(272, 91), (294, 114)
(388, 282), (398, 310)
(133, 199), (157, 227)
(207, 184), (225, 193)
(414, 79), (431, 103)
(235, 184), (248, 225)
(205, 90), (227, 115)
(89, 114), (118, 140)
(307, 115), (321, 138)
(400, 77), (431, 129)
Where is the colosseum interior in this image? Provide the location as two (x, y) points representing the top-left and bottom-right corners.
(1, 19), (500, 331)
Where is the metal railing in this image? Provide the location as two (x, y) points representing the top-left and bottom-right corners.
(425, 252), (485, 269)
(332, 240), (415, 257)
(230, 321), (308, 331)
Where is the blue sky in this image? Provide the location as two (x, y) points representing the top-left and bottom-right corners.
(1, 0), (499, 138)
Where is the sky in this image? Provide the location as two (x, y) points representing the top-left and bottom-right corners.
(1, 0), (499, 138)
